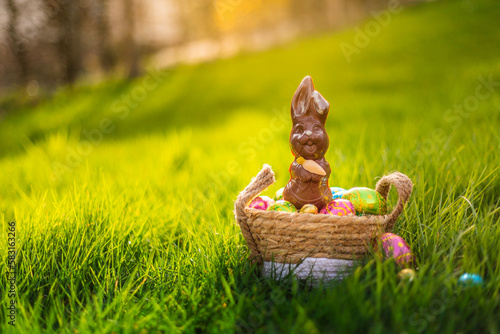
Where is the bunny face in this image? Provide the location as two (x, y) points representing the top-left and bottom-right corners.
(290, 116), (329, 159)
(290, 76), (330, 160)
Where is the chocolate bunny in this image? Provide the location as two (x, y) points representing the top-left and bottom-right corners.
(283, 76), (332, 211)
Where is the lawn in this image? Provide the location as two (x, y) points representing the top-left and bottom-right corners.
(1, 0), (500, 332)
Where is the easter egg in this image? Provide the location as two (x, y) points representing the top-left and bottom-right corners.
(248, 196), (274, 210)
(332, 190), (347, 200)
(331, 187), (346, 200)
(274, 187), (284, 201)
(331, 187), (345, 193)
(458, 273), (483, 287)
(319, 199), (356, 216)
(397, 268), (416, 282)
(377, 233), (415, 267)
(299, 204), (318, 214)
(341, 187), (387, 215)
(267, 200), (297, 213)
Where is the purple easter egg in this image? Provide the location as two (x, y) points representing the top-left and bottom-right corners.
(248, 196), (274, 210)
(319, 199), (356, 216)
(377, 233), (415, 267)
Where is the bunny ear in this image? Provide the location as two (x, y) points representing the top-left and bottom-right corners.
(312, 90), (330, 122)
(291, 76), (314, 122)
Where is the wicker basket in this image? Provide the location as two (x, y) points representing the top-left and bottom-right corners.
(234, 165), (413, 267)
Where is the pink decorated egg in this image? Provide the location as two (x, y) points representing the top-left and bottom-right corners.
(377, 233), (415, 268)
(319, 199), (356, 216)
(248, 196), (274, 210)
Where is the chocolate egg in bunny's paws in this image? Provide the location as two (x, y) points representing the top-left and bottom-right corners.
(282, 76), (332, 211)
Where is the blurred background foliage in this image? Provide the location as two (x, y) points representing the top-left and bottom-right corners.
(0, 0), (415, 91)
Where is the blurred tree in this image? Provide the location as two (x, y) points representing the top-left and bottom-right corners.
(95, 0), (116, 72)
(123, 0), (141, 78)
(6, 0), (29, 84)
(0, 0), (407, 91)
(41, 0), (84, 84)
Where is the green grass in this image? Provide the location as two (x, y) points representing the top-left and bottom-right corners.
(1, 0), (500, 332)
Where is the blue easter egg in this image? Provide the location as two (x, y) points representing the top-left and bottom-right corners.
(330, 187), (346, 200)
(458, 273), (483, 287)
(332, 190), (346, 200)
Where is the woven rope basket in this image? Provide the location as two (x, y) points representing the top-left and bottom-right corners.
(234, 165), (413, 266)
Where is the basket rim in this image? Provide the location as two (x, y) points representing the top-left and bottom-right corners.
(244, 207), (389, 226)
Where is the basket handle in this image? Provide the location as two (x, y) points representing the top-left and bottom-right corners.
(234, 164), (276, 262)
(375, 171), (413, 231)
